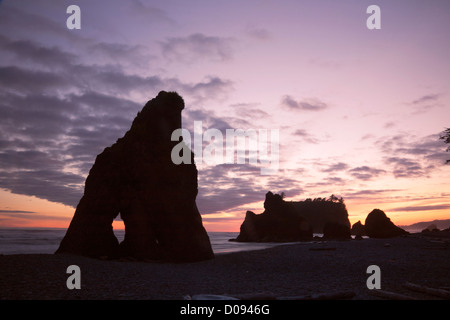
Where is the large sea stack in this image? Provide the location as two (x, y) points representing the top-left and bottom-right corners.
(364, 209), (409, 238)
(56, 91), (214, 262)
(234, 192), (351, 242)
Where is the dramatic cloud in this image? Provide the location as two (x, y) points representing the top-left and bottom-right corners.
(1, 1), (449, 230)
(321, 162), (349, 173)
(0, 210), (69, 224)
(376, 133), (447, 178)
(411, 94), (440, 105)
(281, 95), (328, 112)
(0, 88), (139, 206)
(231, 104), (270, 120)
(0, 210), (36, 214)
(0, 170), (84, 207)
(348, 166), (386, 181)
(0, 39), (160, 97)
(87, 42), (156, 71)
(0, 72), (233, 208)
(160, 33), (235, 63)
(127, 0), (174, 25)
(0, 10), (236, 210)
(410, 93), (443, 114)
(184, 108), (235, 134)
(0, 66), (70, 93)
(385, 157), (430, 179)
(0, 35), (77, 67)
(180, 76), (233, 103)
(389, 204), (450, 212)
(197, 164), (267, 214)
(343, 189), (403, 199)
(383, 121), (396, 129)
(292, 129), (320, 144)
(0, 4), (88, 46)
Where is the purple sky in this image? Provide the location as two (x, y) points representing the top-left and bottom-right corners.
(0, 0), (449, 230)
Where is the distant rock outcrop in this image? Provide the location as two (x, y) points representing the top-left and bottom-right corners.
(235, 209), (312, 242)
(421, 224), (439, 233)
(364, 209), (409, 238)
(234, 192), (350, 242)
(399, 219), (450, 232)
(351, 221), (366, 236)
(56, 91), (214, 262)
(420, 225), (450, 238)
(323, 222), (351, 240)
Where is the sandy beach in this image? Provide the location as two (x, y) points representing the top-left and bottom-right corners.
(1, 235), (449, 300)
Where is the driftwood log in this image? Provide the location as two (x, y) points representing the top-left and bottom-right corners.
(370, 282), (450, 300)
(369, 289), (417, 300)
(188, 291), (355, 300)
(277, 291), (355, 300)
(403, 282), (450, 299)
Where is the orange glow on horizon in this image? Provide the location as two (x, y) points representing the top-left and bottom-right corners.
(113, 220), (125, 230)
(1, 188), (449, 232)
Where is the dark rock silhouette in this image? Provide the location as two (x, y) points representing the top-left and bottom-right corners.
(292, 194), (350, 233)
(351, 220), (366, 236)
(421, 224), (439, 233)
(56, 91), (214, 262)
(420, 225), (450, 239)
(234, 192), (351, 242)
(399, 219), (450, 231)
(323, 222), (351, 240)
(364, 209), (409, 238)
(235, 208), (313, 242)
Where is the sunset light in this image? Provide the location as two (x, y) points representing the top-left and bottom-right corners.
(0, 1), (449, 232)
(1, 0), (450, 305)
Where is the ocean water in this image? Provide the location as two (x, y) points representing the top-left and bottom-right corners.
(0, 228), (296, 256)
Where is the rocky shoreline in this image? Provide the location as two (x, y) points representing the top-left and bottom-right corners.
(1, 234), (449, 300)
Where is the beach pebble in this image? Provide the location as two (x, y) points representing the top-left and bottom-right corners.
(2, 236), (449, 300)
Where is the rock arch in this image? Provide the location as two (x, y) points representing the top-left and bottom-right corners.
(56, 91), (214, 262)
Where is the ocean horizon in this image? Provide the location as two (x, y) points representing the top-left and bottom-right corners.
(0, 227), (304, 256)
(0, 225), (426, 256)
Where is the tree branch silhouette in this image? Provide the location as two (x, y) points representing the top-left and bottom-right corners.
(440, 128), (450, 164)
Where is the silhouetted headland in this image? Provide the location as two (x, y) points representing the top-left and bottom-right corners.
(56, 91), (214, 262)
(233, 192), (416, 242)
(351, 209), (409, 238)
(420, 224), (450, 238)
(233, 192), (351, 242)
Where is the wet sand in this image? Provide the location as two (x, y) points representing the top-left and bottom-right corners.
(1, 235), (449, 300)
